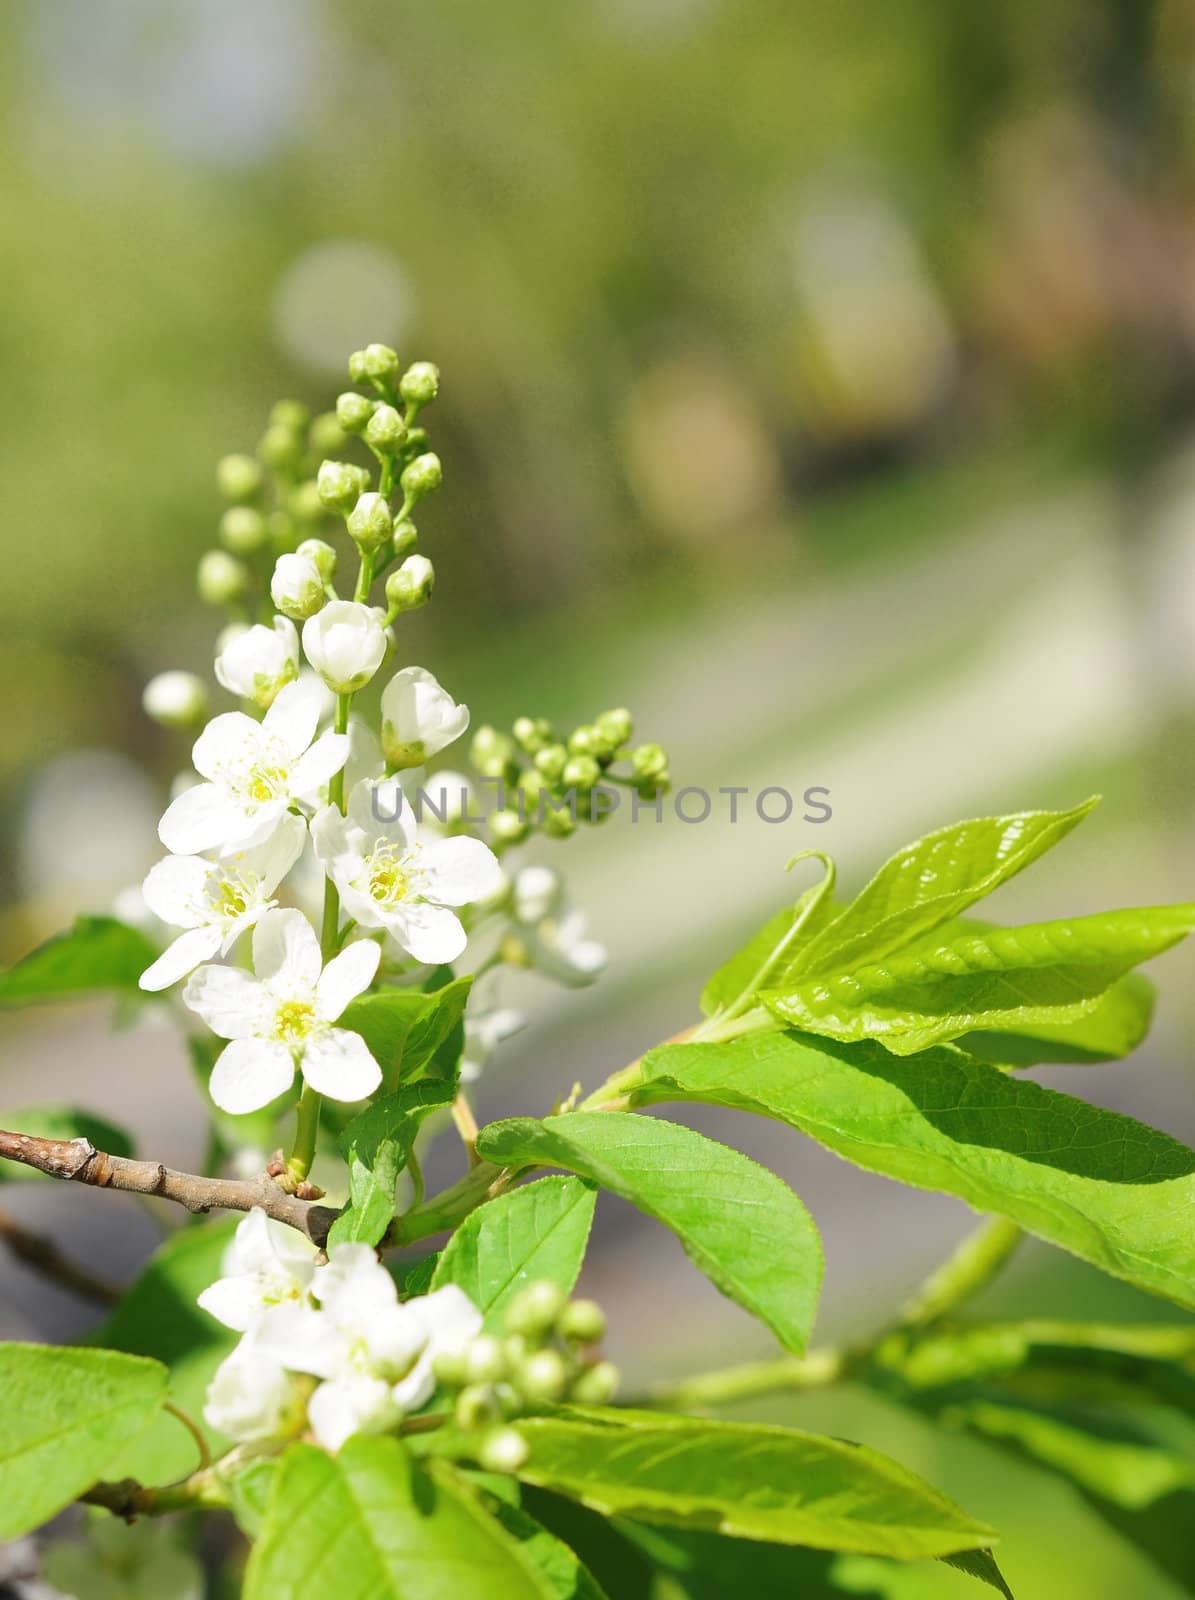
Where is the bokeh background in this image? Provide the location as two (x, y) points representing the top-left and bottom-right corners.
(3, 1), (1195, 1594)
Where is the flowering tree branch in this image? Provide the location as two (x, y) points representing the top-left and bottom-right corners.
(0, 1129), (338, 1247)
(0, 1205), (124, 1307)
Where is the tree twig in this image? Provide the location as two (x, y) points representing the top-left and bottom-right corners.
(0, 1129), (338, 1247)
(0, 1204), (123, 1306)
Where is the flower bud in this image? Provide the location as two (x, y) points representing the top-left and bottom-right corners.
(631, 742), (668, 781)
(400, 452), (443, 503)
(534, 744), (569, 783)
(347, 491), (394, 549)
(271, 399), (310, 432)
(217, 453), (263, 503)
(471, 725), (517, 780)
(513, 716), (555, 755)
(558, 1299), (606, 1345)
(400, 361), (440, 407)
(595, 707), (633, 748)
(391, 517), (418, 560)
(489, 809), (530, 847)
(518, 1349), (567, 1405)
(268, 509), (297, 552)
(365, 403), (406, 452)
(142, 670), (208, 730)
(219, 506), (267, 555)
(359, 342), (400, 381)
(432, 1349), (468, 1388)
(381, 666), (470, 770)
(542, 804), (577, 839)
(568, 724), (602, 757)
(455, 1385), (500, 1432)
(258, 423), (304, 472)
(271, 553), (326, 620)
(400, 426), (431, 460)
(477, 1426), (529, 1475)
(297, 537), (337, 583)
(503, 1280), (566, 1339)
(562, 755), (601, 793)
(385, 554), (435, 615)
(302, 600), (387, 693)
(198, 550), (249, 606)
(215, 616), (299, 708)
(463, 1335), (508, 1386)
(336, 391), (376, 433)
(570, 1360), (618, 1406)
(309, 410), (346, 456)
(317, 459), (371, 514)
(290, 480), (326, 524)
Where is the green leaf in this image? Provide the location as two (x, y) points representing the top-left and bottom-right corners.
(0, 1344), (168, 1537)
(476, 1114), (822, 1354)
(0, 916), (158, 1007)
(227, 1455), (280, 1540)
(941, 1549), (1016, 1600)
(959, 971), (1156, 1068)
(329, 1080), (457, 1249)
(90, 1218), (239, 1482)
(615, 1520), (885, 1598)
(790, 799), (1098, 980)
(244, 1438), (557, 1599)
(513, 1409), (998, 1560)
(484, 1496), (611, 1599)
(0, 1104), (134, 1181)
(396, 1251), (441, 1297)
(760, 906), (1195, 1055)
(339, 974), (473, 1090)
(701, 876), (842, 1017)
(638, 1033), (1195, 1310)
(433, 1176), (597, 1333)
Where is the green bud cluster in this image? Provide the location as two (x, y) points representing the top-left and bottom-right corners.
(432, 1281), (616, 1472)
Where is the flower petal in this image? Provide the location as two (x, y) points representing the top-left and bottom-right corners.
(196, 1274), (263, 1333)
(289, 732), (351, 798)
(308, 1375), (399, 1453)
(316, 939), (381, 1021)
(346, 776), (414, 848)
(252, 1301), (342, 1379)
(262, 675), (324, 759)
(252, 908), (321, 989)
(387, 901), (467, 965)
(182, 965), (269, 1038)
(209, 1038), (295, 1114)
(192, 712), (261, 781)
(301, 1027), (381, 1102)
(419, 836), (504, 908)
(158, 783), (243, 854)
(236, 812), (308, 895)
(139, 926), (222, 992)
(141, 854), (210, 929)
(309, 804), (354, 872)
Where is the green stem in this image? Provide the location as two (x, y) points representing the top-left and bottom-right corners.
(896, 1216), (1024, 1331)
(642, 1347), (844, 1411)
(388, 1160), (511, 1246)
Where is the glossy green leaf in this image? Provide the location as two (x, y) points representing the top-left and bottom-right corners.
(761, 906), (1195, 1055)
(339, 974), (473, 1090)
(476, 1114), (822, 1354)
(616, 1520), (879, 1598)
(959, 972), (1156, 1068)
(639, 1034), (1195, 1310)
(513, 1409), (997, 1560)
(0, 1104), (134, 1181)
(244, 1438), (557, 1599)
(941, 1549), (1016, 1599)
(0, 1344), (168, 1537)
(90, 1219), (239, 1482)
(790, 799), (1097, 980)
(701, 881), (843, 1017)
(0, 916), (159, 1007)
(484, 1496), (611, 1600)
(329, 1080), (456, 1248)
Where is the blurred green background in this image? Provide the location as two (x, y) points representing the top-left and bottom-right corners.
(4, 1), (1195, 1594)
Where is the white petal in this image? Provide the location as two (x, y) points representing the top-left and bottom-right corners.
(240, 812), (308, 895)
(314, 1245), (398, 1320)
(262, 675), (323, 759)
(289, 732), (351, 798)
(514, 865), (564, 924)
(301, 1027), (381, 1102)
(141, 854), (210, 929)
(388, 902), (467, 965)
(252, 1301), (342, 1379)
(209, 1038), (295, 1114)
(182, 965), (269, 1038)
(310, 804), (354, 871)
(414, 1284), (484, 1352)
(419, 836), (505, 908)
(196, 1274), (263, 1333)
(158, 783), (243, 854)
(139, 926), (221, 992)
(316, 940), (381, 1021)
(347, 776), (414, 848)
(192, 712), (261, 781)
(308, 1376), (399, 1453)
(252, 908), (321, 989)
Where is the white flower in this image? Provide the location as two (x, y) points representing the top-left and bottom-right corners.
(214, 616), (300, 709)
(256, 1245), (481, 1452)
(204, 1337), (308, 1444)
(271, 553), (326, 620)
(302, 601), (388, 694)
(381, 667), (469, 771)
(197, 1207), (317, 1332)
(312, 777), (503, 965)
(511, 865), (607, 986)
(461, 999), (527, 1084)
(158, 678), (348, 856)
(138, 815), (306, 991)
(296, 717), (383, 811)
(142, 670), (208, 729)
(182, 908), (382, 1113)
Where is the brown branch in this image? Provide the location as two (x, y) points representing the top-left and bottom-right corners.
(0, 1205), (123, 1306)
(0, 1129), (338, 1248)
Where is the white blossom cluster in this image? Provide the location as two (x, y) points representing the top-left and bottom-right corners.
(200, 1209), (482, 1453)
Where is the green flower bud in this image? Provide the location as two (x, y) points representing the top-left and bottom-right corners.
(360, 342), (400, 381)
(400, 425), (430, 459)
(504, 1280), (566, 1339)
(400, 452), (443, 503)
(197, 550), (249, 606)
(455, 1384), (500, 1432)
(470, 725), (517, 780)
(258, 423), (304, 472)
(558, 1299), (607, 1345)
(570, 1360), (619, 1406)
(477, 1426), (529, 1475)
(268, 509), (298, 554)
(142, 670), (208, 730)
(489, 809), (530, 847)
(431, 1349), (469, 1388)
(562, 755), (601, 793)
(513, 716), (555, 755)
(336, 391), (376, 433)
(631, 742), (668, 780)
(297, 537), (337, 583)
(290, 480), (326, 525)
(365, 403), (406, 452)
(219, 506), (267, 555)
(348, 349), (370, 383)
(534, 744), (569, 783)
(271, 399), (310, 433)
(271, 553), (325, 620)
(391, 517), (418, 560)
(216, 453), (263, 504)
(347, 491), (393, 549)
(515, 768), (547, 808)
(568, 724), (602, 758)
(541, 804), (577, 839)
(385, 554), (435, 615)
(309, 410), (347, 456)
(317, 459), (371, 514)
(595, 707), (633, 748)
(464, 1335), (508, 1386)
(518, 1349), (568, 1405)
(400, 361), (440, 407)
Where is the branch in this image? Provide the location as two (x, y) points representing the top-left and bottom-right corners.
(0, 1205), (123, 1306)
(0, 1129), (339, 1248)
